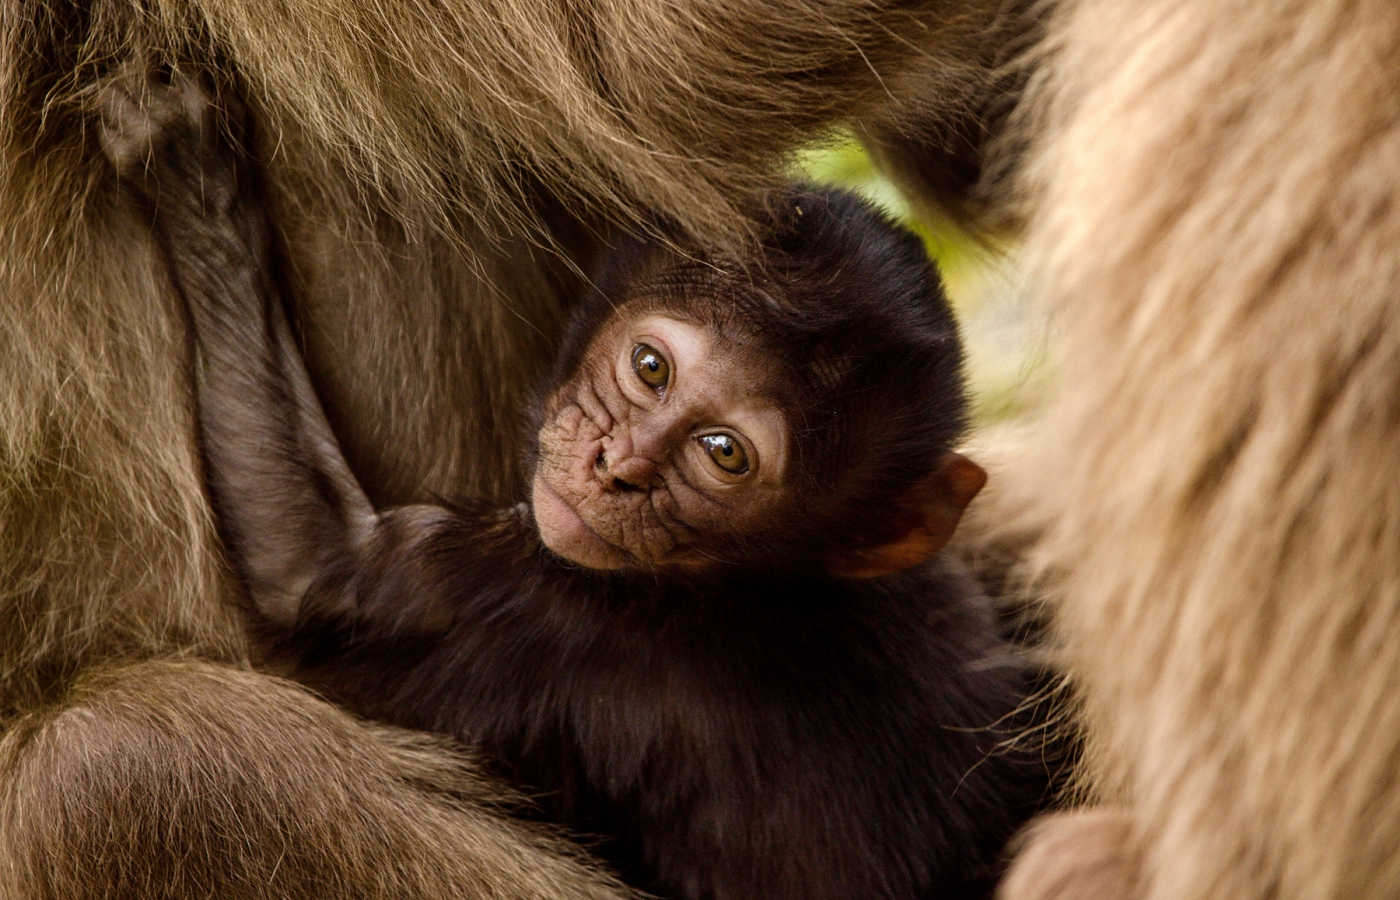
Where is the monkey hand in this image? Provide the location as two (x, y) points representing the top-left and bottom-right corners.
(98, 61), (249, 219)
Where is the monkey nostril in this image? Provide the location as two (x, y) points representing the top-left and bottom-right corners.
(597, 448), (651, 492)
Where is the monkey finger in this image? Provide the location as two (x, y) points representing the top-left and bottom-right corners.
(165, 66), (249, 168)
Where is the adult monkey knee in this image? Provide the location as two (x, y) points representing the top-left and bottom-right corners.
(0, 0), (1031, 894)
(997, 811), (1138, 900)
(0, 660), (630, 900)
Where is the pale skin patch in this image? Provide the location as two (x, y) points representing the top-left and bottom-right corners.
(532, 312), (790, 571)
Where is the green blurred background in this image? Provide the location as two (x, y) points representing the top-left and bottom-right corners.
(791, 136), (1047, 423)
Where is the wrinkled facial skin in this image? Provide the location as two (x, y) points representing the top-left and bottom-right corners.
(532, 312), (789, 571)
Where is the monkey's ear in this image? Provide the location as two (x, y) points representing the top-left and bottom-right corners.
(828, 452), (987, 579)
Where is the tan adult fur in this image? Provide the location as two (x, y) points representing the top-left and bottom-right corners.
(0, 0), (1019, 893)
(994, 0), (1400, 898)
(999, 811), (1138, 900)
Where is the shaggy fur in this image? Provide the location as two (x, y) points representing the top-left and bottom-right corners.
(994, 0), (1400, 898)
(0, 0), (1021, 894)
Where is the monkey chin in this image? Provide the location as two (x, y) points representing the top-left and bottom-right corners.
(531, 474), (631, 570)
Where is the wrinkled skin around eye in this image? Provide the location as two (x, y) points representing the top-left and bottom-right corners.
(531, 313), (789, 572)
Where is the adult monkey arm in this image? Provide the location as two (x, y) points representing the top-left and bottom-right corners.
(0, 659), (640, 900)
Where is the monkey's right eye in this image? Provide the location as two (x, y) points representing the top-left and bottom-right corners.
(698, 433), (750, 476)
(632, 344), (670, 392)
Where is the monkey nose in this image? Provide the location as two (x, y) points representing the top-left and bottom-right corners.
(598, 452), (658, 492)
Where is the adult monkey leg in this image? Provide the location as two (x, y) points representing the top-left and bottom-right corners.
(0, 0), (1030, 895)
(997, 1), (1400, 899)
(0, 661), (633, 900)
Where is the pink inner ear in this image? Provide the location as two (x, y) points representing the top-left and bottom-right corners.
(940, 453), (988, 511)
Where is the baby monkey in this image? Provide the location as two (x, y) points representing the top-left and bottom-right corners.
(103, 70), (1052, 900)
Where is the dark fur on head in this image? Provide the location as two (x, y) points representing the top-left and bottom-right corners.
(548, 187), (967, 564)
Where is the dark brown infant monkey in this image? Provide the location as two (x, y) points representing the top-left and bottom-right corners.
(102, 72), (1053, 900)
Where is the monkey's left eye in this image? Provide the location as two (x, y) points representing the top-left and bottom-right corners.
(698, 433), (750, 475)
(632, 344), (670, 392)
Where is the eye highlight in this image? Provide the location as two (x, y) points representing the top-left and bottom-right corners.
(698, 433), (750, 475)
(632, 344), (670, 391)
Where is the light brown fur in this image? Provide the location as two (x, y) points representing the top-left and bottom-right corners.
(0, 0), (1015, 893)
(999, 810), (1138, 900)
(993, 0), (1400, 898)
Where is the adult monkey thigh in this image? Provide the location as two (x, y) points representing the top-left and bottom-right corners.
(987, 2), (1400, 900)
(0, 1), (1030, 897)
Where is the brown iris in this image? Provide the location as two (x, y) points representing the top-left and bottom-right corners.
(632, 344), (670, 391)
(699, 433), (749, 475)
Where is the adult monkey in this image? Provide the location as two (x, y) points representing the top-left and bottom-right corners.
(986, 1), (1400, 900)
(0, 0), (1029, 897)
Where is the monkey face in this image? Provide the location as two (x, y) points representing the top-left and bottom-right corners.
(532, 312), (790, 571)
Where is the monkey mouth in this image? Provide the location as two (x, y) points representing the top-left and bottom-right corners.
(531, 473), (634, 569)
